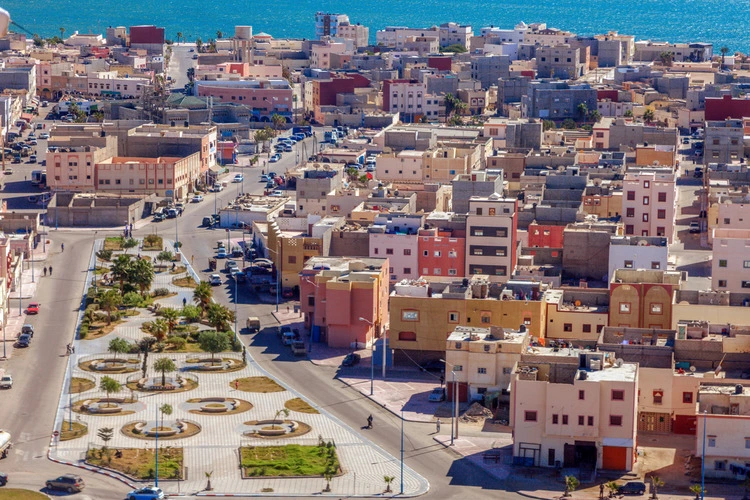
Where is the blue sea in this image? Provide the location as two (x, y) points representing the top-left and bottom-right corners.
(6, 0), (750, 53)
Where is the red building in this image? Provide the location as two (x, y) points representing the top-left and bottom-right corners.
(527, 223), (565, 249)
(312, 74), (371, 107)
(427, 56), (452, 72)
(705, 94), (750, 121)
(129, 25), (165, 45)
(597, 89), (619, 102)
(417, 228), (465, 277)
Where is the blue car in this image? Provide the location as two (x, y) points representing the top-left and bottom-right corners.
(127, 486), (165, 500)
(217, 248), (227, 258)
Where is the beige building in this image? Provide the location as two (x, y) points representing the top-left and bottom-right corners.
(622, 168), (677, 243)
(696, 384), (750, 479)
(712, 228), (750, 292)
(544, 288), (609, 343)
(511, 350), (639, 471)
(94, 154), (201, 199)
(465, 195), (518, 282)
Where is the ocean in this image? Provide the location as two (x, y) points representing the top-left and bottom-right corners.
(5, 0), (750, 53)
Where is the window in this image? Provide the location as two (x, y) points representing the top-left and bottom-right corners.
(743, 281), (750, 289)
(582, 324), (592, 333)
(642, 213), (649, 222)
(288, 256), (297, 264)
(434, 251), (441, 257)
(453, 365), (463, 372)
(643, 181), (650, 189)
(624, 260), (634, 268)
(562, 415), (568, 425)
(656, 209), (666, 219)
(612, 390), (625, 401)
(609, 415), (623, 426)
(718, 280), (727, 288)
(744, 261), (750, 268)
(401, 310), (419, 321)
(552, 414), (559, 424)
(524, 411), (537, 422)
(653, 391), (663, 404)
(481, 316), (491, 324)
(502, 367), (512, 374)
(448, 312), (459, 323)
(658, 192), (667, 202)
(373, 248), (379, 255)
(627, 191), (635, 201)
(477, 367), (487, 374)
(626, 208), (635, 217)
(651, 261), (661, 270)
(587, 416), (594, 426)
(307, 296), (315, 307)
(708, 436), (716, 448)
(643, 196), (649, 206)
(714, 460), (724, 470)
(718, 259), (728, 268)
(578, 415), (585, 425)
(650, 303), (663, 314)
(403, 267), (411, 274)
(625, 224), (634, 235)
(745, 438), (750, 449)
(564, 323), (573, 332)
(398, 331), (417, 341)
(683, 392), (693, 403)
(619, 303), (631, 314)
(403, 249), (411, 256)
(578, 390), (585, 400)
(386, 248), (394, 255)
(423, 250), (429, 257)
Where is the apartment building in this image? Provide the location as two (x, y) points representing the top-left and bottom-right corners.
(465, 195), (518, 282)
(311, 41), (349, 70)
(375, 150), (424, 184)
(87, 71), (150, 98)
(521, 81), (597, 120)
(299, 257), (389, 348)
(470, 54), (511, 89)
(621, 169), (677, 242)
(315, 12), (350, 39)
(707, 194), (750, 245)
(609, 269), (682, 330)
(703, 119), (746, 165)
(671, 289), (750, 330)
(194, 79), (293, 121)
(417, 227), (465, 278)
(696, 384), (750, 479)
(295, 164), (344, 217)
(544, 288), (609, 343)
(382, 79), (426, 122)
(336, 23), (370, 49)
(92, 154), (200, 199)
(711, 228), (750, 293)
(438, 22), (473, 49)
(511, 350), (638, 471)
(633, 41), (712, 63)
(634, 145), (676, 167)
(388, 277), (548, 363)
(368, 214), (423, 282)
(536, 45), (585, 80)
(608, 235), (669, 281)
(444, 326), (529, 404)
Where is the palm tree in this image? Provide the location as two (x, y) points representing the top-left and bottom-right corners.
(99, 376), (121, 407)
(150, 318), (169, 342)
(110, 254), (132, 291)
(272, 408), (290, 429)
(689, 485), (704, 500)
(59, 27), (65, 41)
(643, 107), (655, 124)
(176, 32), (183, 44)
(193, 282), (213, 315)
(577, 102), (589, 125)
(195, 37), (203, 53)
(650, 476), (664, 500)
(271, 113), (286, 132)
(206, 303), (233, 331)
(98, 289), (122, 325)
(160, 307), (180, 334)
(153, 357), (176, 387)
(128, 258), (154, 296)
(216, 30), (223, 39)
(564, 476), (579, 497)
(122, 238), (138, 254)
(624, 109), (634, 118)
(384, 475), (395, 493)
(720, 46), (729, 69)
(108, 337), (130, 362)
(159, 403), (173, 430)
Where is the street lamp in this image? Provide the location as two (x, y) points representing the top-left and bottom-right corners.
(275, 238), (281, 313)
(440, 358), (458, 445)
(358, 317), (375, 396)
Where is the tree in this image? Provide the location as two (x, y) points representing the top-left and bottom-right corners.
(150, 318), (169, 342)
(205, 471), (213, 491)
(153, 357), (176, 387)
(689, 485), (704, 500)
(181, 304), (201, 323)
(624, 109), (634, 118)
(122, 291), (143, 309)
(159, 403), (173, 429)
(198, 330), (230, 363)
(649, 476), (664, 500)
(193, 282), (213, 315)
(605, 481), (619, 498)
(160, 307), (180, 334)
(720, 46), (729, 69)
(444, 93), (466, 118)
(91, 111), (104, 122)
(272, 408), (290, 429)
(659, 51), (673, 67)
(157, 250), (174, 267)
(96, 426), (114, 464)
(98, 289), (122, 325)
(384, 475), (395, 493)
(271, 113), (286, 132)
(577, 102), (589, 124)
(32, 34), (45, 48)
(442, 43), (467, 53)
(111, 254), (132, 291)
(564, 475), (579, 497)
(643, 107), (655, 124)
(207, 38), (216, 53)
(128, 258), (154, 296)
(96, 249), (113, 262)
(588, 109), (602, 124)
(108, 337), (130, 362)
(561, 118), (577, 130)
(206, 303), (234, 332)
(542, 119), (556, 131)
(176, 32), (182, 44)
(99, 376), (121, 406)
(216, 30), (223, 39)
(59, 27), (65, 40)
(195, 37), (203, 53)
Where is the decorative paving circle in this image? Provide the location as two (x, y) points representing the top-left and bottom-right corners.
(121, 419), (202, 440)
(241, 419), (311, 439)
(182, 397), (253, 415)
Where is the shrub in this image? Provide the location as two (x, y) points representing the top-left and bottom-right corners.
(144, 234), (162, 248)
(152, 288), (170, 297)
(181, 304), (201, 323)
(123, 291), (145, 308)
(79, 322), (89, 339)
(166, 336), (187, 350)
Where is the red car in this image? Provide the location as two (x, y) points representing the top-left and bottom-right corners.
(27, 302), (39, 314)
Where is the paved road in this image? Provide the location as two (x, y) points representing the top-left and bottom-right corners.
(167, 43), (196, 90)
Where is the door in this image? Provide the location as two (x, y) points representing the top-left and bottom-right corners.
(602, 446), (628, 470)
(548, 448), (556, 467)
(563, 444), (576, 468)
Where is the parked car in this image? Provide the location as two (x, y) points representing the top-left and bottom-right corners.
(0, 375), (12, 389)
(152, 213), (166, 222)
(212, 182), (223, 192)
(21, 324), (34, 337)
(260, 174), (270, 182)
(233, 174), (244, 183)
(224, 259), (238, 271)
(265, 180), (275, 189)
(39, 132), (49, 139)
(269, 154), (281, 163)
(428, 387), (446, 402)
(16, 334), (31, 347)
(0, 471), (7, 485)
(28, 154), (36, 163)
(46, 474), (85, 493)
(202, 216), (214, 227)
(26, 302), (39, 314)
(127, 486), (165, 500)
(217, 248), (227, 259)
(209, 274), (222, 286)
(689, 221), (701, 233)
(192, 194), (204, 203)
(341, 353), (361, 367)
(282, 287), (294, 298)
(270, 190), (284, 197)
(618, 481), (646, 496)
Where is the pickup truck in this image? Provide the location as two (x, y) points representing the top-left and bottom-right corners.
(291, 341), (306, 356)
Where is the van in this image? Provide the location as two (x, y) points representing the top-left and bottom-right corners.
(246, 317), (261, 334)
(282, 331), (295, 346)
(202, 216), (214, 227)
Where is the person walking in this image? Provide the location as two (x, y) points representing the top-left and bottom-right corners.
(436, 418), (441, 434)
(43, 266), (47, 276)
(49, 266), (53, 276)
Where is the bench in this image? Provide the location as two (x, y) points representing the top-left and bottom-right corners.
(483, 452), (503, 463)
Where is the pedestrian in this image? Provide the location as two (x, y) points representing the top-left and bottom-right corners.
(182, 297), (187, 308)
(599, 483), (604, 500)
(49, 266), (53, 276)
(66, 343), (71, 355)
(234, 380), (239, 390)
(436, 418), (441, 434)
(43, 266), (47, 276)
(72, 345), (75, 354)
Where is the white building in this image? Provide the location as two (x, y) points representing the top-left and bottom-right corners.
(711, 228), (750, 293)
(465, 195), (517, 282)
(696, 384), (750, 479)
(608, 235), (669, 282)
(87, 72), (150, 98)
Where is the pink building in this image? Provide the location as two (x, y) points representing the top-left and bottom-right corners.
(299, 257), (390, 348)
(622, 169), (677, 243)
(195, 79), (293, 122)
(417, 228), (465, 277)
(370, 230), (419, 282)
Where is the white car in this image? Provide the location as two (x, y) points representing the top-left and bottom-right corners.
(39, 132), (50, 139)
(127, 486), (165, 500)
(209, 274), (222, 286)
(270, 190), (284, 197)
(233, 174), (244, 183)
(192, 195), (204, 203)
(0, 375), (12, 389)
(212, 182), (223, 192)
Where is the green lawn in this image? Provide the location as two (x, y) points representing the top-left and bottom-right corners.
(240, 444), (339, 477)
(0, 489), (51, 499)
(86, 447), (182, 479)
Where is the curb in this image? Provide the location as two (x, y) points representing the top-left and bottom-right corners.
(47, 445), (137, 489)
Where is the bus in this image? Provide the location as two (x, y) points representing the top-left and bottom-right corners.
(30, 170), (46, 188)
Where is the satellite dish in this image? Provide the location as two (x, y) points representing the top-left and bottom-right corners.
(690, 366), (696, 373)
(637, 239), (649, 246)
(615, 358), (624, 368)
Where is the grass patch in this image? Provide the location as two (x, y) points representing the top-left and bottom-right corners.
(285, 397), (320, 414)
(69, 377), (96, 393)
(240, 444), (339, 477)
(172, 275), (197, 288)
(86, 447), (183, 479)
(78, 358), (140, 374)
(103, 236), (124, 251)
(0, 489), (51, 499)
(170, 266), (187, 275)
(59, 420), (88, 441)
(94, 266), (109, 275)
(232, 376), (285, 393)
(82, 318), (124, 340)
(142, 234), (163, 251)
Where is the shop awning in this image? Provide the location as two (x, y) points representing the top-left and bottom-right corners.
(602, 437), (634, 448)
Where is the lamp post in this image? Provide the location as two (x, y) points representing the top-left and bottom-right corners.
(701, 410), (707, 500)
(400, 408), (404, 495)
(275, 238), (280, 313)
(234, 275), (238, 344)
(358, 317), (375, 396)
(155, 404), (160, 487)
(440, 358), (458, 445)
